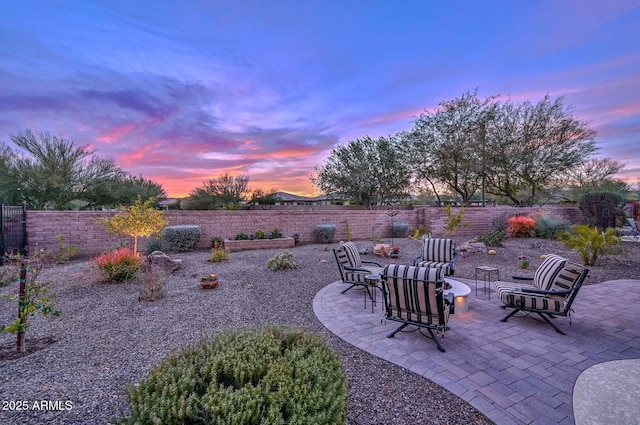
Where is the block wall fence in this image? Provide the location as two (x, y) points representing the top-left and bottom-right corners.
(26, 205), (583, 256)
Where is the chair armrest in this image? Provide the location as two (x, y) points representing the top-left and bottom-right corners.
(521, 287), (573, 296)
(412, 254), (422, 266)
(362, 260), (382, 267)
(445, 292), (455, 314)
(344, 266), (375, 273)
(512, 275), (534, 281)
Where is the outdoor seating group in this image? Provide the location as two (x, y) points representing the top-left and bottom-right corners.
(333, 238), (591, 351)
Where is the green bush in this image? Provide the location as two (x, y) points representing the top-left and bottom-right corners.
(267, 250), (298, 271)
(315, 223), (336, 243)
(145, 238), (163, 254)
(119, 326), (347, 425)
(270, 229), (283, 239)
(561, 225), (620, 266)
(391, 221), (409, 238)
(210, 247), (230, 262)
(579, 192), (624, 231)
(254, 230), (267, 239)
(162, 225), (202, 252)
(234, 232), (250, 240)
(533, 213), (570, 239)
(475, 230), (507, 247)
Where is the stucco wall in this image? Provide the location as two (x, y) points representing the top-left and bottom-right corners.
(26, 205), (583, 256)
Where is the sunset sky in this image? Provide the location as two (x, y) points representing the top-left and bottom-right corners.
(1, 1), (639, 197)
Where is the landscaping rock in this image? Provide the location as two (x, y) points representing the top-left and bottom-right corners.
(373, 243), (391, 257)
(459, 242), (487, 254)
(146, 251), (182, 273)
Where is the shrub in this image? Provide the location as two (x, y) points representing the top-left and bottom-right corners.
(315, 223), (336, 243)
(579, 192), (624, 231)
(234, 232), (250, 240)
(267, 250), (298, 271)
(392, 221), (409, 238)
(51, 233), (80, 264)
(443, 205), (469, 236)
(533, 213), (570, 240)
(162, 225), (202, 252)
(145, 238), (163, 254)
(254, 229), (267, 239)
(210, 247), (230, 262)
(475, 230), (507, 247)
(118, 326), (347, 425)
(270, 229), (283, 239)
(95, 247), (143, 282)
(138, 269), (166, 302)
(507, 216), (536, 238)
(492, 211), (519, 232)
(561, 225), (620, 266)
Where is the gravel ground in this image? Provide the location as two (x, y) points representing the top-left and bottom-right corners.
(1, 237), (637, 424)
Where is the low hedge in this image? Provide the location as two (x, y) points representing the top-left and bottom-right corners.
(119, 326), (348, 425)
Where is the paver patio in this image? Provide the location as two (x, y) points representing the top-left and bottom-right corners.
(314, 278), (640, 425)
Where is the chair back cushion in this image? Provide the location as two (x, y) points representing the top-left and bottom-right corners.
(382, 264), (444, 326)
(534, 254), (568, 291)
(421, 238), (454, 263)
(340, 242), (362, 268)
(546, 261), (585, 295)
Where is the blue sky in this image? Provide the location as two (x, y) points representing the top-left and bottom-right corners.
(1, 0), (639, 196)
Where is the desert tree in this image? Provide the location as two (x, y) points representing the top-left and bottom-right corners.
(311, 135), (410, 208)
(186, 173), (250, 210)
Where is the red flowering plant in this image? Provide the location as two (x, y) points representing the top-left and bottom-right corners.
(95, 247), (143, 283)
(507, 216), (536, 238)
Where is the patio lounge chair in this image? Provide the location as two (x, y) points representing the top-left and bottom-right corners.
(332, 242), (384, 294)
(627, 218), (640, 237)
(495, 254), (589, 335)
(413, 237), (457, 275)
(380, 264), (455, 352)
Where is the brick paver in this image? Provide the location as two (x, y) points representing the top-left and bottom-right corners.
(313, 278), (640, 425)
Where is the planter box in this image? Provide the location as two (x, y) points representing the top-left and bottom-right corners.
(224, 237), (295, 252)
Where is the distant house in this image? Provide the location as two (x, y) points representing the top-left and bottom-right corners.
(269, 191), (349, 206)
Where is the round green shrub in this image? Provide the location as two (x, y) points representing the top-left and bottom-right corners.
(391, 221), (409, 238)
(162, 225), (202, 252)
(476, 230), (507, 247)
(533, 213), (570, 239)
(315, 223), (336, 243)
(267, 250), (298, 271)
(119, 326), (347, 425)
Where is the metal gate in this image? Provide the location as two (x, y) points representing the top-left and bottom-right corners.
(1, 202), (27, 259)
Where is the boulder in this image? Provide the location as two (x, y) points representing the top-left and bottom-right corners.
(146, 251), (182, 273)
(459, 242), (487, 254)
(373, 243), (391, 257)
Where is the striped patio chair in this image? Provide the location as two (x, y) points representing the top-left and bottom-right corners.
(332, 242), (384, 294)
(413, 237), (457, 275)
(380, 264), (455, 352)
(495, 254), (589, 334)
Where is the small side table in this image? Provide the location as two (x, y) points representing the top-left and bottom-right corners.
(475, 266), (499, 299)
(363, 274), (381, 313)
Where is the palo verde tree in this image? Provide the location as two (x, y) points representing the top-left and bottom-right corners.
(404, 91), (499, 205)
(311, 135), (410, 208)
(484, 96), (597, 206)
(185, 173), (250, 210)
(102, 196), (169, 254)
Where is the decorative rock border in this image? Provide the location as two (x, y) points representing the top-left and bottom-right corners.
(224, 237), (295, 252)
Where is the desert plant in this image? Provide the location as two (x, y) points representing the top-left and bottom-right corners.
(533, 213), (570, 239)
(410, 225), (429, 239)
(561, 225), (620, 266)
(145, 238), (163, 254)
(492, 210), (520, 232)
(579, 192), (624, 231)
(0, 251), (61, 353)
(254, 229), (267, 239)
(162, 225), (202, 252)
(211, 236), (224, 249)
(507, 216), (536, 238)
(50, 233), (80, 264)
(138, 269), (166, 302)
(210, 247), (230, 262)
(96, 247), (143, 282)
(118, 326), (347, 425)
(270, 229), (283, 239)
(392, 221), (409, 238)
(102, 196), (169, 255)
(343, 220), (352, 241)
(315, 223), (336, 243)
(517, 254), (530, 269)
(476, 230), (508, 247)
(267, 250), (298, 271)
(443, 205), (470, 236)
(234, 232), (250, 240)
